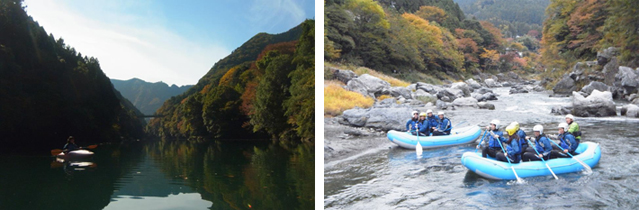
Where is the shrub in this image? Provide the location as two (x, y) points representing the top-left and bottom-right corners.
(324, 80), (374, 116)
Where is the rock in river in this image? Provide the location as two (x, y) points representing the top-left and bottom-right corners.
(572, 90), (616, 117)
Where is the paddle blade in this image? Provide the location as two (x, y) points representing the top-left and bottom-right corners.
(575, 158), (593, 174)
(51, 149), (63, 156)
(86, 145), (98, 149)
(416, 142), (423, 156)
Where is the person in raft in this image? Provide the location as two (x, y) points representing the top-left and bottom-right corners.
(510, 122), (528, 157)
(63, 136), (79, 153)
(431, 111), (451, 136)
(522, 125), (554, 162)
(565, 114), (582, 142)
(479, 119), (506, 158)
(551, 122), (579, 158)
(406, 111), (420, 135)
(495, 124), (522, 163)
(417, 112), (430, 136)
(426, 110), (439, 135)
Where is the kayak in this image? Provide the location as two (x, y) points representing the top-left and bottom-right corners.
(56, 149), (94, 160)
(461, 141), (601, 180)
(387, 126), (482, 149)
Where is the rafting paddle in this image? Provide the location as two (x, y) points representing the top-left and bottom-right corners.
(526, 138), (558, 180)
(51, 145), (98, 156)
(475, 130), (487, 153)
(490, 131), (523, 183)
(416, 124), (423, 156)
(549, 140), (592, 174)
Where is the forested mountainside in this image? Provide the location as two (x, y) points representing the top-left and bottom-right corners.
(0, 0), (145, 153)
(147, 20), (314, 142)
(111, 78), (193, 115)
(454, 0), (549, 38)
(325, 0), (543, 82)
(541, 0), (639, 72)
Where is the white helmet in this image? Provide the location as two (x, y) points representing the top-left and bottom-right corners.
(558, 122), (569, 131)
(565, 114), (574, 120)
(411, 111), (418, 116)
(438, 111), (444, 116)
(426, 109), (433, 114)
(490, 119), (500, 129)
(533, 124), (544, 134)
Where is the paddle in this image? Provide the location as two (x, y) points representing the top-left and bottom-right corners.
(454, 121), (468, 128)
(526, 138), (558, 180)
(415, 124), (423, 156)
(490, 131), (523, 183)
(475, 130), (487, 153)
(549, 140), (592, 174)
(51, 145), (98, 156)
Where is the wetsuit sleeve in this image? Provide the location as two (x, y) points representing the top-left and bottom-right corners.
(444, 119), (452, 132)
(541, 137), (552, 157)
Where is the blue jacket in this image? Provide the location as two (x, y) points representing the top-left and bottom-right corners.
(406, 118), (419, 132)
(517, 129), (528, 147)
(533, 135), (553, 157)
(435, 117), (452, 132)
(505, 136), (522, 163)
(559, 132), (578, 153)
(487, 130), (506, 148)
(426, 116), (438, 129)
(418, 120), (430, 134)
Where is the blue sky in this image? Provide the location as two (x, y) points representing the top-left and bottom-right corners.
(23, 0), (315, 86)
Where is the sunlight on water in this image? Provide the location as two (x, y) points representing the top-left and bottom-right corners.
(104, 193), (212, 210)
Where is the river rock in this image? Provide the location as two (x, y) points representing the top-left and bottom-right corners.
(477, 102), (495, 110)
(466, 78), (481, 89)
(624, 105), (639, 118)
(509, 85), (529, 94)
(413, 89), (437, 103)
(580, 81), (611, 96)
(436, 100), (448, 110)
(484, 78), (500, 88)
(617, 66), (639, 95)
(451, 82), (471, 97)
(340, 108), (370, 127)
(551, 105), (573, 115)
(373, 98), (397, 108)
(572, 90), (616, 117)
(452, 97), (478, 108)
(416, 82), (441, 94)
(603, 57), (619, 86)
(628, 94), (638, 102)
(437, 88), (463, 102)
(597, 47), (618, 65)
(389, 86), (412, 99)
(332, 68), (358, 84)
(346, 74), (390, 98)
(552, 75), (576, 97)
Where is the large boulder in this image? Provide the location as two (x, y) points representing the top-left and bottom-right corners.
(346, 74), (390, 98)
(580, 81), (611, 96)
(466, 78), (481, 89)
(603, 57), (619, 86)
(437, 88), (464, 102)
(551, 105), (572, 115)
(416, 82), (442, 94)
(332, 68), (358, 84)
(597, 47), (618, 65)
(452, 97), (479, 108)
(389, 86), (412, 99)
(451, 82), (471, 97)
(338, 107), (414, 131)
(552, 75), (576, 97)
(340, 108), (370, 127)
(413, 89), (437, 103)
(477, 102), (495, 110)
(484, 78), (500, 88)
(572, 90), (616, 117)
(623, 104), (639, 118)
(617, 66), (639, 95)
(436, 100), (448, 110)
(509, 85), (530, 94)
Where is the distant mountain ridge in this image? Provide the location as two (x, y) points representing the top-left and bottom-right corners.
(111, 78), (193, 115)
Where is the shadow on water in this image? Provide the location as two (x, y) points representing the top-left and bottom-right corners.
(0, 140), (314, 210)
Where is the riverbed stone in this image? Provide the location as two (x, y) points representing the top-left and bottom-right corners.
(572, 90), (616, 117)
(466, 78), (481, 89)
(451, 82), (471, 97)
(389, 86), (412, 99)
(552, 75), (576, 97)
(551, 105), (573, 115)
(452, 97), (478, 108)
(617, 66), (639, 95)
(580, 81), (611, 96)
(626, 105), (639, 118)
(477, 102), (495, 110)
(603, 57), (619, 86)
(437, 88), (463, 102)
(346, 74), (391, 98)
(484, 78), (500, 88)
(332, 68), (357, 84)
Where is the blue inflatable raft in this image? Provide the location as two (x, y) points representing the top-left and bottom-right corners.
(387, 126), (482, 149)
(461, 141), (601, 180)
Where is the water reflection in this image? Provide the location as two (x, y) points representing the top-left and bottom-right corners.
(0, 140), (314, 210)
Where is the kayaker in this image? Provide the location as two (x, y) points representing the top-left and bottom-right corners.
(551, 122), (579, 158)
(406, 111), (420, 135)
(432, 112), (451, 136)
(522, 125), (554, 162)
(480, 119), (506, 158)
(510, 122), (528, 157)
(418, 112), (430, 136)
(496, 124), (522, 163)
(565, 114), (582, 142)
(63, 136), (79, 153)
(426, 110), (438, 134)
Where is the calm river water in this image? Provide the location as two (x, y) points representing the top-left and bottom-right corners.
(0, 140), (314, 210)
(325, 88), (639, 209)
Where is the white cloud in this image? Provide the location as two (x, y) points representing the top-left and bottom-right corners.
(23, 0), (230, 86)
(249, 0), (306, 31)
